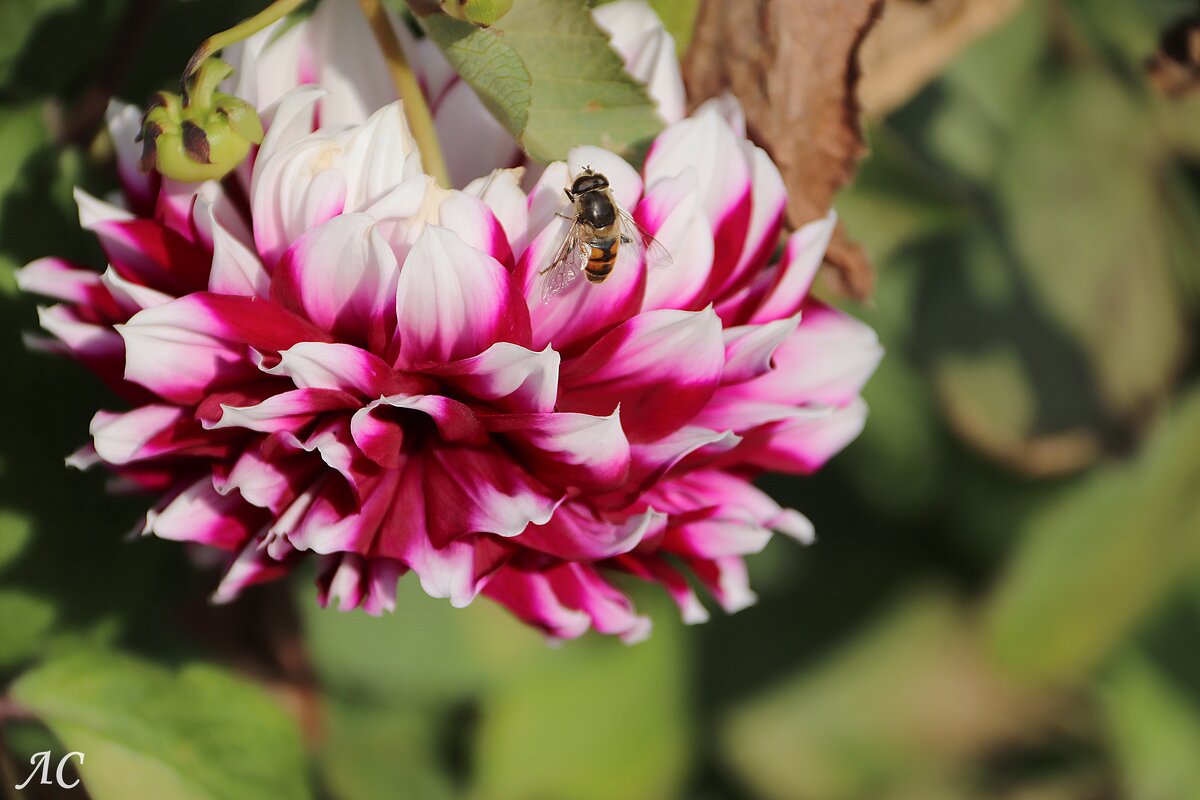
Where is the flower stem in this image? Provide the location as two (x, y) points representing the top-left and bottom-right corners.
(356, 0), (452, 188)
(185, 0), (306, 78)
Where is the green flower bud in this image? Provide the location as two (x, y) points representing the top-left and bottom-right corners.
(440, 0), (513, 27)
(137, 59), (264, 183)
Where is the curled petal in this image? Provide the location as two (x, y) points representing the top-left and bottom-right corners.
(720, 314), (801, 386)
(519, 504), (665, 561)
(729, 398), (870, 474)
(483, 564), (592, 639)
(559, 307), (726, 441)
(546, 562), (652, 643)
(395, 225), (531, 366)
(484, 409), (631, 490)
(747, 211), (838, 325)
(146, 477), (267, 550)
(424, 342), (560, 414)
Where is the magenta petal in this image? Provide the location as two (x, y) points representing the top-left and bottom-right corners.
(615, 553), (710, 624)
(737, 302), (883, 406)
(210, 387), (360, 433)
(424, 342), (560, 414)
(273, 214), (399, 351)
(483, 564), (592, 639)
(212, 535), (299, 604)
(720, 314), (801, 386)
(484, 410), (630, 490)
(637, 169), (714, 312)
(90, 218), (211, 295)
(147, 477), (267, 550)
(350, 394), (486, 468)
(748, 211), (837, 324)
(91, 404), (234, 465)
(117, 293), (333, 404)
(518, 503), (664, 561)
(713, 143), (786, 300)
(216, 442), (319, 514)
(268, 341), (420, 398)
(395, 225), (531, 367)
(401, 535), (513, 608)
(545, 562), (652, 643)
(558, 307), (725, 441)
(731, 398), (869, 474)
(689, 556), (757, 613)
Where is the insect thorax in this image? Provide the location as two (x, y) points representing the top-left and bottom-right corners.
(577, 190), (617, 231)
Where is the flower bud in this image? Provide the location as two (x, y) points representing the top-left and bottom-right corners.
(137, 59), (264, 183)
(440, 0), (512, 27)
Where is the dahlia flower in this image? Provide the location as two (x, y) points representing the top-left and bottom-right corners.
(18, 3), (880, 641)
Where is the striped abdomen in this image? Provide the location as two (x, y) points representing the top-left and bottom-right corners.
(584, 236), (618, 284)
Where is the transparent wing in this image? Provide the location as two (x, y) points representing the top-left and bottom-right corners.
(618, 208), (673, 269)
(540, 221), (589, 301)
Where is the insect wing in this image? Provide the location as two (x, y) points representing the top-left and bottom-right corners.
(540, 221), (588, 301)
(618, 208), (673, 269)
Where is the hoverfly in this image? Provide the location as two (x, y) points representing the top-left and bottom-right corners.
(539, 168), (672, 300)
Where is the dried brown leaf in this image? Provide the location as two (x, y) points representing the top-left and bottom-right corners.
(858, 0), (1025, 117)
(683, 0), (882, 301)
(1147, 14), (1200, 98)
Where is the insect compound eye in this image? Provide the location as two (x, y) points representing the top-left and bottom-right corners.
(570, 172), (609, 196)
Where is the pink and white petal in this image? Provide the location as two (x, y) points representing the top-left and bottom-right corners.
(424, 342), (560, 414)
(100, 266), (173, 315)
(567, 146), (642, 211)
(644, 102), (752, 274)
(395, 225), (531, 367)
(117, 293), (333, 404)
(483, 565), (591, 639)
(106, 102), (155, 212)
(273, 213), (399, 349)
(272, 417), (381, 502)
(730, 398), (869, 474)
(615, 553), (709, 624)
(748, 211), (838, 324)
(592, 0), (685, 124)
(212, 535), (299, 605)
(465, 168), (530, 257)
(637, 168), (714, 311)
(484, 409), (631, 490)
(87, 217), (211, 295)
(434, 80), (522, 189)
(594, 426), (740, 510)
(421, 444), (562, 546)
(74, 186), (134, 229)
(692, 391), (831, 433)
(216, 442), (319, 514)
(208, 208), (270, 298)
(742, 303), (882, 406)
(526, 161), (573, 235)
(521, 217), (647, 353)
(546, 562), (652, 643)
(651, 469), (814, 544)
(266, 341), (415, 397)
(146, 477), (267, 550)
(304, 0), (403, 127)
(720, 314), (800, 386)
(716, 143), (787, 300)
(351, 394), (485, 469)
(90, 405), (198, 465)
(688, 556), (757, 613)
(254, 85), (326, 169)
(289, 470), (398, 556)
(334, 103), (422, 209)
(252, 136), (349, 267)
(400, 534), (512, 608)
(558, 307), (726, 441)
(362, 557), (407, 615)
(662, 515), (773, 559)
(225, 18), (305, 112)
(518, 504), (664, 561)
(318, 553), (406, 614)
(15, 258), (120, 320)
(35, 305), (126, 384)
(209, 388), (359, 433)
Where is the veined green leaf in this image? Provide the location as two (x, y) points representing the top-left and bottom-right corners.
(11, 649), (312, 800)
(413, 0), (664, 163)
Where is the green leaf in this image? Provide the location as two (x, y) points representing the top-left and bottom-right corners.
(1099, 654), (1200, 800)
(413, 0), (664, 163)
(469, 593), (692, 800)
(986, 388), (1200, 681)
(0, 589), (55, 668)
(11, 649), (312, 800)
(0, 506), (33, 570)
(320, 699), (455, 800)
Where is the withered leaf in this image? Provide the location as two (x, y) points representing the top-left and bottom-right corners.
(1147, 14), (1200, 98)
(858, 0), (1025, 117)
(683, 0), (883, 300)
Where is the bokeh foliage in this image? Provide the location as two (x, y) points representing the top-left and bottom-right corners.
(2, 1), (1199, 798)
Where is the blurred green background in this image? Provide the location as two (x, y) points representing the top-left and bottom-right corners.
(2, 1), (1200, 798)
